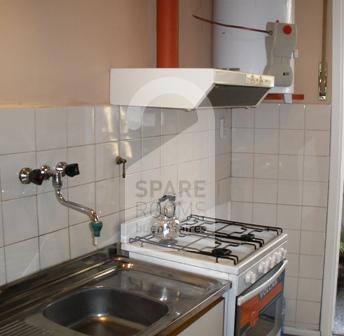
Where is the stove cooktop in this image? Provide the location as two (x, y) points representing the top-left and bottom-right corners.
(128, 214), (283, 266)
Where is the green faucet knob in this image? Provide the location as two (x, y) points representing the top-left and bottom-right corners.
(91, 221), (103, 237)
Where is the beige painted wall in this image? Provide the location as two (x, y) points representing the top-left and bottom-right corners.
(0, 0), (213, 106)
(0, 0), (331, 105)
(295, 0), (332, 104)
(179, 0), (212, 68)
(0, 0), (157, 105)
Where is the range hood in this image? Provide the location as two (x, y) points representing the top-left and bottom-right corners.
(110, 68), (274, 110)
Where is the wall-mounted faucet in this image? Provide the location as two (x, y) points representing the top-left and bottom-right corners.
(19, 162), (103, 246)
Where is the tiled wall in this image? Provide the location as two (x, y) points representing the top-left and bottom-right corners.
(0, 105), (231, 284)
(0, 102), (330, 333)
(230, 103), (331, 331)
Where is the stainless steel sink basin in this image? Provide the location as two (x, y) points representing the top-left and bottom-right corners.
(43, 287), (169, 336)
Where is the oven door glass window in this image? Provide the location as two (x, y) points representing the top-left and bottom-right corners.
(235, 268), (285, 336)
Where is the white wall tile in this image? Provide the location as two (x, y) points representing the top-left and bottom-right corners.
(0, 249), (5, 285)
(161, 135), (178, 167)
(252, 203), (276, 226)
(68, 183), (95, 225)
(119, 172), (141, 210)
(215, 128), (231, 155)
(95, 105), (120, 143)
(161, 109), (178, 135)
(277, 205), (302, 230)
(286, 253), (299, 277)
(279, 104), (305, 129)
(232, 109), (254, 128)
(0, 108), (35, 154)
(303, 156), (329, 182)
(3, 197), (38, 245)
(39, 229), (70, 269)
(278, 180), (303, 205)
(177, 133), (194, 162)
(253, 179), (277, 204)
(119, 139), (142, 175)
(305, 130), (330, 156)
(215, 154), (231, 181)
(193, 131), (211, 160)
(254, 104), (279, 128)
(254, 129), (279, 154)
(285, 300), (297, 322)
(67, 106), (94, 146)
(305, 104), (331, 130)
(5, 238), (39, 283)
(232, 128), (254, 153)
(231, 153), (253, 178)
(142, 137), (161, 171)
(254, 154), (278, 179)
(302, 181), (328, 207)
(95, 142), (120, 181)
(231, 178), (253, 202)
(96, 178), (120, 216)
(230, 202), (253, 222)
(97, 213), (120, 248)
(67, 145), (95, 187)
(299, 255), (324, 279)
(179, 109), (213, 133)
(69, 221), (96, 258)
(300, 231), (325, 256)
(298, 278), (322, 302)
(37, 192), (68, 235)
(285, 277), (298, 300)
(36, 107), (67, 151)
(301, 206), (327, 232)
(285, 230), (300, 254)
(279, 130), (304, 155)
(142, 108), (161, 138)
(119, 106), (142, 140)
(0, 207), (3, 247)
(296, 301), (321, 325)
(278, 155), (303, 180)
(0, 152), (37, 200)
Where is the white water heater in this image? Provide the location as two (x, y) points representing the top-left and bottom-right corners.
(213, 0), (295, 94)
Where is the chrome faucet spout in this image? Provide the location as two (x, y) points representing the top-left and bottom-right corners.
(54, 187), (100, 222)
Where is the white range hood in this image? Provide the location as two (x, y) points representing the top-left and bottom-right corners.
(110, 68), (274, 110)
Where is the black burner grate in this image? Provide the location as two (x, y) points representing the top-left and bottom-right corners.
(129, 214), (283, 265)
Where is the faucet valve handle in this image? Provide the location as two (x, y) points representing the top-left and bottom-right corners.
(65, 163), (80, 177)
(28, 168), (45, 185)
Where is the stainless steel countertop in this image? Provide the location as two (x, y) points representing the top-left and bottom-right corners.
(0, 246), (230, 336)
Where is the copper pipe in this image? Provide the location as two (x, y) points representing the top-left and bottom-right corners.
(157, 0), (179, 67)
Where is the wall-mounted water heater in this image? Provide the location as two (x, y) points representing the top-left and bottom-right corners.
(213, 0), (296, 94)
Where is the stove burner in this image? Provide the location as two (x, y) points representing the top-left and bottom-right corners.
(241, 233), (255, 241)
(181, 225), (207, 234)
(211, 248), (232, 258)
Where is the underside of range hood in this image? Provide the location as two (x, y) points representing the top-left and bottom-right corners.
(110, 68), (274, 110)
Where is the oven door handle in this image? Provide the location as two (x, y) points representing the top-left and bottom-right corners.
(237, 260), (288, 306)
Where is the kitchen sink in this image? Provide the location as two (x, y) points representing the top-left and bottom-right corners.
(43, 287), (169, 336)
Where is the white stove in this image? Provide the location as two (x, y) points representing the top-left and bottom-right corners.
(121, 214), (288, 336)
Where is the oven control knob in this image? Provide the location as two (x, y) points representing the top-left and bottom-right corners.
(280, 248), (288, 259)
(263, 260), (270, 273)
(258, 262), (266, 274)
(275, 251), (283, 263)
(245, 271), (257, 284)
(267, 256), (275, 269)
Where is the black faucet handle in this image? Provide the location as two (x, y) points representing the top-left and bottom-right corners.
(28, 169), (45, 185)
(65, 163), (80, 177)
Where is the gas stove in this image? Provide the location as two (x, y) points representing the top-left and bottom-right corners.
(121, 214), (288, 336)
(122, 214), (287, 277)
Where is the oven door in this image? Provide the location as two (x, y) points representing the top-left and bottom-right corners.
(235, 260), (287, 336)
